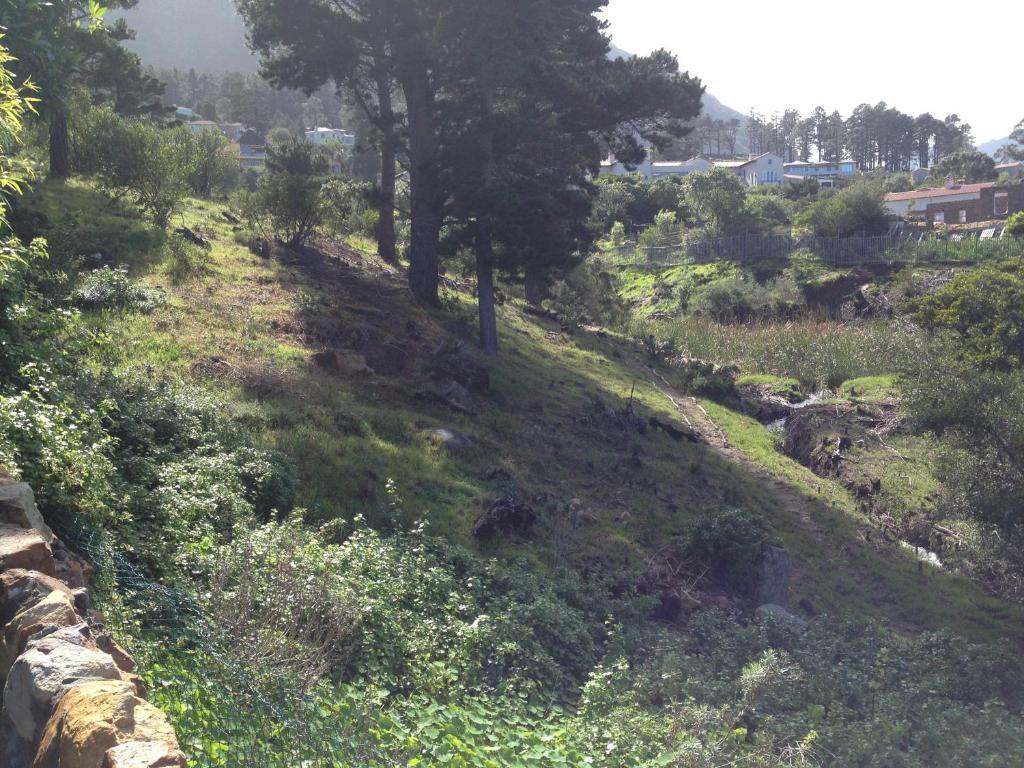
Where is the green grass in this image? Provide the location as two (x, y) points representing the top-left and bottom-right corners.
(652, 315), (923, 390)
(39, 183), (1022, 648)
(837, 375), (899, 401)
(735, 373), (805, 402)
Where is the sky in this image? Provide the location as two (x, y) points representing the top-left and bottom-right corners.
(601, 0), (1023, 143)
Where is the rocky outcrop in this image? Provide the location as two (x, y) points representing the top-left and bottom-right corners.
(0, 475), (184, 768)
(472, 497), (536, 540)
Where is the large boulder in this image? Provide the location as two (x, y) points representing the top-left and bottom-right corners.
(51, 542), (92, 591)
(0, 571), (74, 627)
(0, 479), (54, 544)
(351, 329), (412, 377)
(0, 526), (56, 578)
(754, 603), (808, 629)
(420, 427), (474, 456)
(5, 625), (123, 746)
(1, 591), (81, 678)
(756, 546), (793, 608)
(33, 680), (180, 768)
(102, 741), (186, 768)
(472, 498), (536, 540)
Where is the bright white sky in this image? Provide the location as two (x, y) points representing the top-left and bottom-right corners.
(602, 0), (1023, 143)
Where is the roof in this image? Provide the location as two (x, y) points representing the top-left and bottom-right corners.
(783, 160), (856, 168)
(884, 182), (997, 203)
(714, 153), (777, 169)
(996, 162), (1024, 169)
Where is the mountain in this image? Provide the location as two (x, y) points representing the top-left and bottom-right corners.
(978, 136), (1019, 158)
(112, 0), (259, 74)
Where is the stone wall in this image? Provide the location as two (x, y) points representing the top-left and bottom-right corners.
(0, 474), (185, 768)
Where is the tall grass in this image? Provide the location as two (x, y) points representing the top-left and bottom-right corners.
(645, 315), (923, 390)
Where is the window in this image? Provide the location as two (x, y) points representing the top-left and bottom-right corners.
(959, 209), (968, 223)
(995, 193), (1010, 216)
(933, 211), (945, 224)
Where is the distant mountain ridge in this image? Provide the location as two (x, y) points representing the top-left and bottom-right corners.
(978, 136), (1020, 158)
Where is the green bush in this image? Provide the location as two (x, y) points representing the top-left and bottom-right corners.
(1006, 211), (1024, 237)
(684, 508), (774, 594)
(696, 275), (802, 322)
(72, 266), (166, 313)
(793, 183), (889, 238)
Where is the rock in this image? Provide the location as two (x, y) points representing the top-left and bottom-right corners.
(4, 624), (124, 745)
(33, 680), (180, 768)
(313, 350), (369, 375)
(472, 497), (536, 540)
(421, 428), (474, 456)
(0, 526), (56, 578)
(0, 480), (54, 543)
(756, 546), (793, 608)
(1, 591), (81, 678)
(431, 342), (490, 394)
(737, 385), (793, 422)
(352, 329), (412, 377)
(755, 603), (808, 629)
(0, 571), (74, 627)
(52, 541), (92, 590)
(93, 633), (136, 675)
(102, 741), (186, 768)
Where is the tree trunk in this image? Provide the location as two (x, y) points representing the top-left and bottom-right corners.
(375, 61), (398, 265)
(476, 240), (498, 356)
(49, 110), (71, 180)
(401, 65), (441, 306)
(524, 267), (547, 307)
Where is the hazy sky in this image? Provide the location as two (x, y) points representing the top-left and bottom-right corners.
(602, 0), (1022, 143)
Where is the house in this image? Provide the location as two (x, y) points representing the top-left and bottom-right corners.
(599, 153), (712, 180)
(305, 127), (356, 147)
(713, 153), (784, 186)
(237, 129), (267, 171)
(783, 160), (857, 185)
(997, 161), (1024, 180)
(911, 168), (930, 185)
(220, 123), (246, 142)
(649, 157), (714, 178)
(883, 181), (1024, 224)
(175, 106), (196, 120)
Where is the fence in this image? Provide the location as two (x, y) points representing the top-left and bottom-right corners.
(79, 532), (393, 768)
(598, 230), (1024, 269)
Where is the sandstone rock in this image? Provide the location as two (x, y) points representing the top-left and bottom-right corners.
(756, 546), (793, 608)
(2, 591), (81, 678)
(472, 497), (536, 540)
(52, 541), (92, 590)
(33, 680), (180, 768)
(0, 480), (54, 543)
(313, 349), (369, 375)
(102, 741), (186, 768)
(420, 427), (474, 455)
(0, 526), (56, 578)
(754, 603), (808, 629)
(0, 571), (74, 627)
(5, 624), (123, 744)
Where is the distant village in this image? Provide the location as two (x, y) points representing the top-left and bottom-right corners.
(174, 105), (355, 172)
(600, 149), (1024, 236)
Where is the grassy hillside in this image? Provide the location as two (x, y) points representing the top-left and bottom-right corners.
(17, 180), (1016, 648)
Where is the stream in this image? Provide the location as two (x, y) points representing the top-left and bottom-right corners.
(767, 392), (829, 434)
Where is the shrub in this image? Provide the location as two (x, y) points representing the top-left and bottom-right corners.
(793, 183), (889, 237)
(72, 267), (166, 313)
(667, 358), (738, 401)
(696, 274), (802, 322)
(235, 138), (330, 249)
(610, 221), (626, 245)
(184, 127), (239, 198)
(162, 234), (213, 285)
(684, 508), (774, 594)
(77, 107), (194, 228)
(1007, 211), (1024, 237)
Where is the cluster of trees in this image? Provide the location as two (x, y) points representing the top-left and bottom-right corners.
(997, 118), (1024, 163)
(741, 105), (973, 170)
(592, 169), (888, 241)
(1, 0), (170, 178)
(236, 0), (705, 355)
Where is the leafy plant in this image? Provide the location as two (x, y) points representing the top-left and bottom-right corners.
(72, 265), (165, 312)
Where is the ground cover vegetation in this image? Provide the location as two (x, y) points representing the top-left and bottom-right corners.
(4, 6), (1024, 768)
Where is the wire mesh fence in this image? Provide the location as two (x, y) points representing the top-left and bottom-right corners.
(77, 532), (398, 768)
(598, 230), (1024, 269)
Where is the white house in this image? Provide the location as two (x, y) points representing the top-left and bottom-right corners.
(713, 153), (784, 186)
(305, 127), (356, 147)
(186, 120), (220, 135)
(599, 153), (712, 180)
